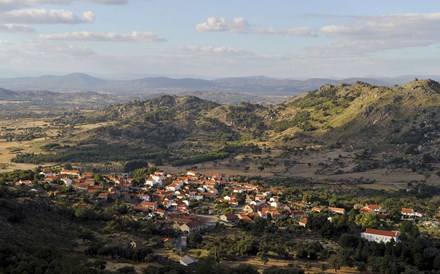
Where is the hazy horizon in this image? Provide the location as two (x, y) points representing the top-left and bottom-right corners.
(1, 72), (440, 82)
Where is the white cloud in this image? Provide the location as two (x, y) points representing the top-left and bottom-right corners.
(255, 27), (316, 37)
(0, 0), (71, 6)
(81, 10), (94, 21)
(0, 8), (95, 24)
(0, 0), (127, 12)
(0, 23), (34, 32)
(82, 0), (128, 4)
(179, 45), (243, 54)
(195, 17), (249, 33)
(196, 17), (316, 37)
(39, 31), (166, 42)
(0, 0), (127, 6)
(318, 13), (440, 54)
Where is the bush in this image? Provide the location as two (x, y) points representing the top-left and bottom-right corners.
(118, 266), (136, 273)
(171, 151), (230, 166)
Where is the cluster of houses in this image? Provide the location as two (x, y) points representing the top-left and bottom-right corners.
(14, 169), (430, 244)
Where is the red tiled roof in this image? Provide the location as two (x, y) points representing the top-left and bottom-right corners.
(364, 228), (398, 237)
(401, 208), (414, 214)
(299, 218), (308, 225)
(239, 214), (253, 223)
(360, 207), (372, 213)
(60, 169), (80, 174)
(329, 207), (345, 212)
(291, 210), (305, 216)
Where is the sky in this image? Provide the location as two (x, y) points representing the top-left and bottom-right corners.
(1, 0), (440, 79)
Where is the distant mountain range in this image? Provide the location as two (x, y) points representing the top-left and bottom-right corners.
(2, 73), (440, 96)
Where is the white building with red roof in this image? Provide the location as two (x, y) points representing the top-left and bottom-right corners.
(361, 228), (400, 243)
(15, 180), (33, 187)
(360, 204), (385, 214)
(60, 169), (80, 176)
(401, 208), (424, 220)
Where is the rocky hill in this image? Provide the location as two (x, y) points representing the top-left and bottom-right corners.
(11, 80), (440, 169)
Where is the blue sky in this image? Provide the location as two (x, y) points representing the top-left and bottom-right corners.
(0, 0), (440, 79)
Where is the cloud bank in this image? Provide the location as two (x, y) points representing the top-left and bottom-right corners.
(0, 23), (34, 32)
(196, 16), (316, 37)
(195, 17), (249, 33)
(318, 13), (440, 54)
(40, 31), (166, 42)
(0, 8), (95, 24)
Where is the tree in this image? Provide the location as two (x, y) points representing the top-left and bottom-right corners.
(92, 260), (106, 270)
(133, 168), (148, 184)
(234, 264), (259, 274)
(263, 266), (304, 274)
(399, 221), (419, 241)
(123, 160), (148, 172)
(355, 262), (367, 273)
(328, 254), (342, 272)
(188, 233), (203, 248)
(94, 173), (104, 182)
(339, 233), (359, 249)
(295, 246), (308, 259)
(118, 266), (136, 273)
(73, 201), (96, 220)
(259, 253), (269, 264)
(356, 213), (379, 229)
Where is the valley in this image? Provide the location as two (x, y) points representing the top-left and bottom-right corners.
(1, 79), (440, 274)
(1, 79), (439, 185)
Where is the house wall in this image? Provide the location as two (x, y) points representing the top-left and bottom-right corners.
(361, 232), (398, 243)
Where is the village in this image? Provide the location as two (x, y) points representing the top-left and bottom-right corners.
(12, 166), (439, 270)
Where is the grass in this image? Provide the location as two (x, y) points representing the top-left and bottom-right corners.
(188, 249), (210, 258)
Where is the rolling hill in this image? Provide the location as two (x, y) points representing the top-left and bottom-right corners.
(10, 79), (440, 172)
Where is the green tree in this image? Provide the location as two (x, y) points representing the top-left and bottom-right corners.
(356, 213), (379, 229)
(133, 168), (148, 184)
(399, 221), (419, 241)
(234, 264), (259, 274)
(94, 173), (104, 182)
(328, 254), (342, 272)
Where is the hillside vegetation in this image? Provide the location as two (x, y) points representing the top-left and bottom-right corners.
(10, 79), (440, 171)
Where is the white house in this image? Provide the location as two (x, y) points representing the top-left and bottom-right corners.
(361, 228), (400, 243)
(250, 198), (266, 207)
(180, 255), (198, 267)
(329, 207), (346, 215)
(145, 174), (164, 187)
(401, 208), (424, 220)
(60, 169), (80, 176)
(186, 170), (199, 176)
(61, 178), (73, 186)
(165, 182), (181, 192)
(15, 180), (33, 187)
(189, 192), (204, 201)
